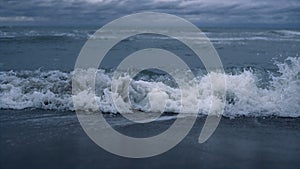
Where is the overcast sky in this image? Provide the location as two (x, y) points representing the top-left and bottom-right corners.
(1, 0), (299, 27)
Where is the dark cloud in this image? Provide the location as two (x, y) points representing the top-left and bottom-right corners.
(0, 0), (299, 27)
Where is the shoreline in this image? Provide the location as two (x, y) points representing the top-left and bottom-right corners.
(1, 109), (300, 169)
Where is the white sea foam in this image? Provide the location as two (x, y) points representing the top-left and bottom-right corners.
(1, 29), (299, 43)
(0, 57), (299, 117)
(272, 30), (300, 36)
(0, 29), (91, 39)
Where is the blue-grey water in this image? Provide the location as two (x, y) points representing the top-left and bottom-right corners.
(0, 26), (300, 117)
(1, 26), (299, 71)
(1, 26), (300, 169)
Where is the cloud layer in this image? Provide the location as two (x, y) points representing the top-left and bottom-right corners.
(1, 0), (300, 27)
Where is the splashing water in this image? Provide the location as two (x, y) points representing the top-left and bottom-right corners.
(0, 57), (299, 117)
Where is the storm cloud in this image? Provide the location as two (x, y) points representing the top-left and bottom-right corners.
(1, 0), (299, 27)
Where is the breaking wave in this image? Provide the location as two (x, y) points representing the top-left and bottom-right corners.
(0, 57), (299, 117)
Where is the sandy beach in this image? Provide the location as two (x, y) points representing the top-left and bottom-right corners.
(1, 110), (299, 169)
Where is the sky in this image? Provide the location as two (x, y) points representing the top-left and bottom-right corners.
(0, 0), (300, 27)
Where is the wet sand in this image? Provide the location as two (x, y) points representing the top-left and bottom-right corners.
(1, 109), (300, 169)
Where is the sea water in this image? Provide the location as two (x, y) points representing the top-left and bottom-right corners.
(0, 26), (299, 118)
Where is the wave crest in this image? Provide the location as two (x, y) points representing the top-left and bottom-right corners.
(0, 57), (299, 117)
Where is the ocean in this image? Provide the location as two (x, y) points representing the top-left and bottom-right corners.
(1, 26), (300, 168)
(0, 26), (299, 117)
